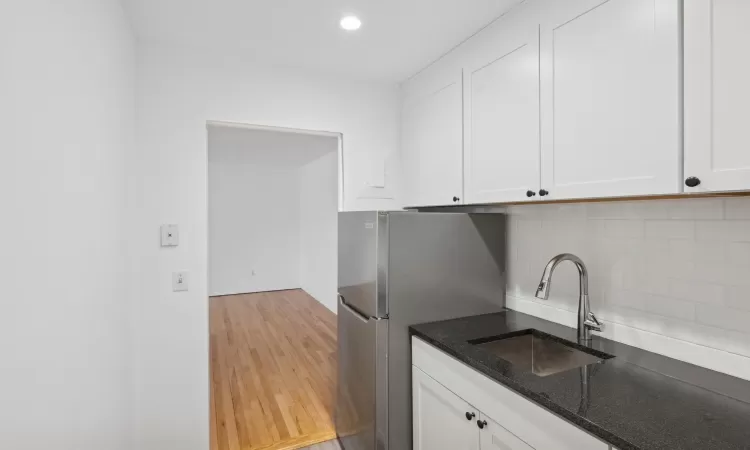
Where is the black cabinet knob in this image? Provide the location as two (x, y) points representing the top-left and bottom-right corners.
(465, 412), (475, 421)
(539, 189), (549, 197)
(526, 190), (537, 198)
(452, 196), (460, 202)
(477, 419), (488, 429)
(685, 177), (701, 188)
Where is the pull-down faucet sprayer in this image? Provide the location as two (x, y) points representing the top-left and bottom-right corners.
(535, 253), (602, 342)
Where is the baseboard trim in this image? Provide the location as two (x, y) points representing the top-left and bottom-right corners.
(506, 294), (750, 382)
(209, 287), (302, 298)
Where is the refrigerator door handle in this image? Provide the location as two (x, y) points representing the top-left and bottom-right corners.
(339, 294), (371, 323)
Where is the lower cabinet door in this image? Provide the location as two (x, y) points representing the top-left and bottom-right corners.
(412, 366), (479, 450)
(479, 413), (535, 450)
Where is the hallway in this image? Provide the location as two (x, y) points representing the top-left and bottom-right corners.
(210, 290), (337, 450)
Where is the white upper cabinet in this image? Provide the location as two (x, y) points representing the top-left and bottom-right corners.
(684, 0), (750, 193)
(463, 5), (542, 204)
(400, 0), (750, 206)
(538, 0), (681, 200)
(412, 366), (479, 450)
(401, 69), (464, 207)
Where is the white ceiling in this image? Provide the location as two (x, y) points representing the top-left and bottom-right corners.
(208, 125), (338, 168)
(122, 0), (521, 82)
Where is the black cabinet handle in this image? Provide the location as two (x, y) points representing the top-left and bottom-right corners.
(685, 177), (701, 188)
(539, 189), (549, 197)
(452, 196), (460, 202)
(526, 190), (537, 198)
(477, 419), (488, 429)
(465, 412), (475, 420)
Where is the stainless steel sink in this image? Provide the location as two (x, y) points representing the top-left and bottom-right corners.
(469, 330), (614, 377)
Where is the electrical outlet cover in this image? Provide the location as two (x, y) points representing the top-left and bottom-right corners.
(161, 224), (179, 247)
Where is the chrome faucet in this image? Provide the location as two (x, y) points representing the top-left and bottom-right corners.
(535, 253), (602, 342)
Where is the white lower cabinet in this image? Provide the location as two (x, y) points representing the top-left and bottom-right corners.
(413, 366), (531, 450)
(479, 413), (534, 450)
(413, 366), (479, 450)
(412, 337), (612, 450)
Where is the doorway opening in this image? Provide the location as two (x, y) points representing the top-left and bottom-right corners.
(207, 121), (341, 450)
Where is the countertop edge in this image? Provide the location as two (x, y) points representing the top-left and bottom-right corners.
(409, 327), (639, 450)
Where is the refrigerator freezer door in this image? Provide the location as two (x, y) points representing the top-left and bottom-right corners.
(338, 212), (389, 319)
(337, 295), (388, 450)
(385, 212), (506, 450)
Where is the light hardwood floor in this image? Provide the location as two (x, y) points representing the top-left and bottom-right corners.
(210, 290), (338, 450)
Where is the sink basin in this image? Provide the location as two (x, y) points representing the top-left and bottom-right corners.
(469, 330), (614, 377)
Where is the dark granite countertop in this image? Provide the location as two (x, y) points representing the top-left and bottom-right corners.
(410, 309), (750, 450)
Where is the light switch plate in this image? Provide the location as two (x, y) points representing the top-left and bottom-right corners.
(161, 224), (179, 247)
(172, 271), (189, 292)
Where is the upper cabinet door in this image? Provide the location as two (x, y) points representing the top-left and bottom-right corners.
(539, 0), (681, 200)
(413, 366), (479, 450)
(402, 70), (464, 207)
(685, 0), (750, 193)
(463, 7), (541, 204)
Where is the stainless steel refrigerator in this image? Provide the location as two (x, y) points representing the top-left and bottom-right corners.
(336, 211), (506, 450)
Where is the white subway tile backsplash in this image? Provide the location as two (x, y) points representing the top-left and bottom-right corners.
(586, 200), (669, 220)
(669, 240), (726, 263)
(607, 289), (648, 310)
(716, 264), (750, 287)
(586, 202), (637, 220)
(668, 280), (724, 305)
(727, 242), (750, 266)
(694, 221), (726, 241)
(644, 294), (697, 321)
(641, 239), (671, 259)
(724, 197), (750, 219)
(589, 219), (645, 239)
(696, 304), (750, 334)
(505, 196), (750, 368)
(645, 220), (695, 239)
(666, 198), (724, 220)
(638, 275), (675, 297)
(631, 200), (676, 220)
(696, 220), (750, 242)
(726, 286), (750, 311)
(690, 260), (727, 284)
(645, 257), (694, 280)
(542, 219), (588, 240)
(515, 219), (542, 239)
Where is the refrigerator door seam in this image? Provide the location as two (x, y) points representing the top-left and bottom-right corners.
(376, 212), (390, 319)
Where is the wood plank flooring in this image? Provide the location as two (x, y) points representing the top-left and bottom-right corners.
(210, 290), (338, 450)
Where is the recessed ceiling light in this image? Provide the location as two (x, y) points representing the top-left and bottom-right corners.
(340, 15), (362, 31)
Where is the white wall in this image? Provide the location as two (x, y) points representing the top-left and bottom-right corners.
(130, 45), (400, 450)
(0, 1), (134, 449)
(505, 197), (750, 380)
(299, 152), (340, 313)
(209, 161), (301, 296)
(208, 125), (339, 298)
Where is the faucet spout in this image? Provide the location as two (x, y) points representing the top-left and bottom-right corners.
(534, 253), (601, 342)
